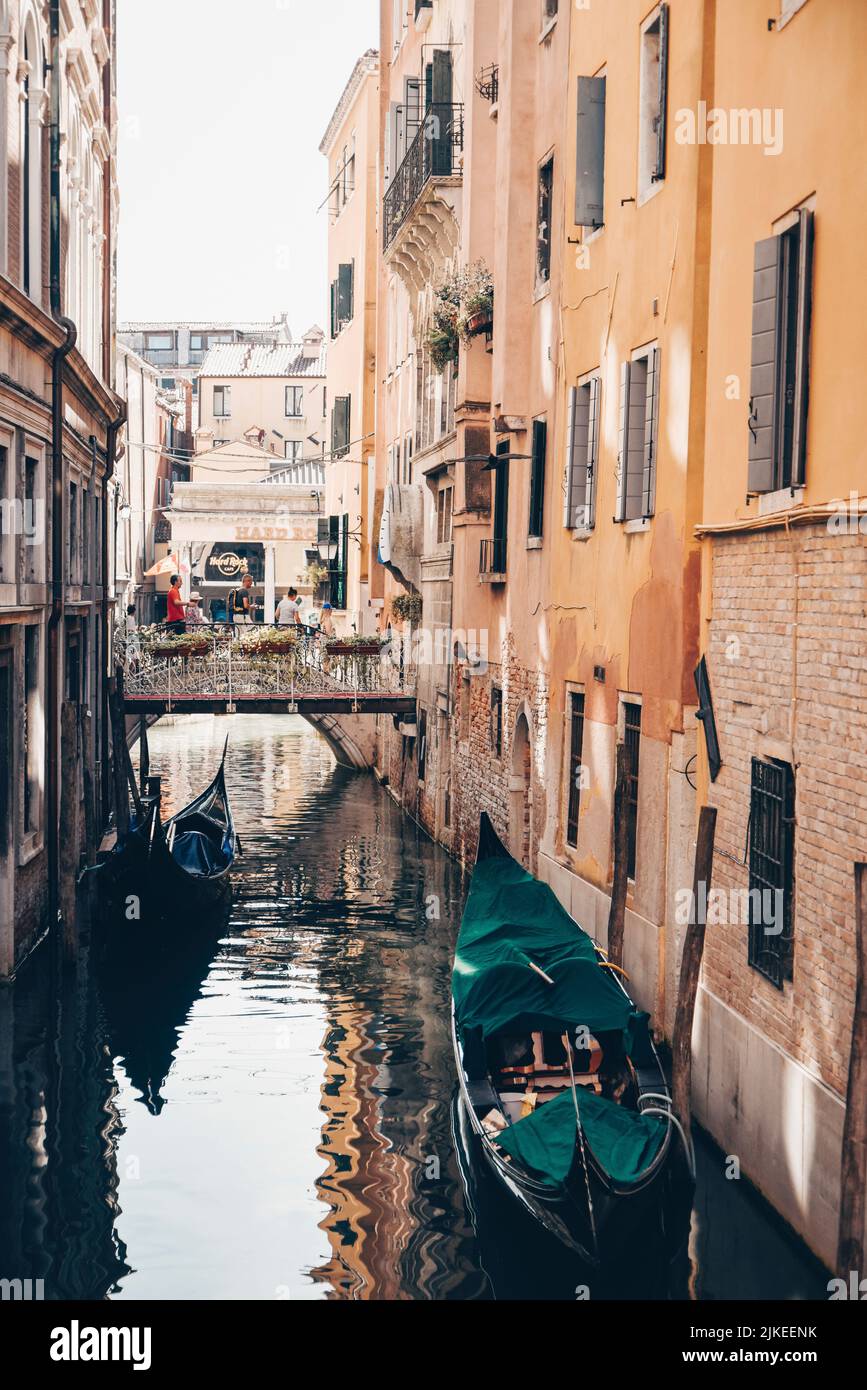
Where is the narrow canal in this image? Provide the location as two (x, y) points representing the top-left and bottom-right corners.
(0, 715), (828, 1300)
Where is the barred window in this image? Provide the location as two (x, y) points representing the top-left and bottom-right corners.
(748, 758), (795, 988)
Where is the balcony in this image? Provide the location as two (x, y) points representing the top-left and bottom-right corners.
(479, 537), (507, 583)
(383, 103), (464, 255)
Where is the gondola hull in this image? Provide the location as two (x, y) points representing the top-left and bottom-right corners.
(98, 752), (238, 931)
(451, 814), (691, 1267)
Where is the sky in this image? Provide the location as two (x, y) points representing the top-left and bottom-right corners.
(117, 0), (379, 331)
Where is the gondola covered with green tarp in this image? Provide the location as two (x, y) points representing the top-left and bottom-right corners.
(451, 814), (692, 1264)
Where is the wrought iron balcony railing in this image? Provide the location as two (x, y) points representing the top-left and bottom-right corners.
(479, 537), (507, 580)
(383, 103), (464, 251)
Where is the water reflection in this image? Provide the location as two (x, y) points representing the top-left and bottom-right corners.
(0, 715), (829, 1301)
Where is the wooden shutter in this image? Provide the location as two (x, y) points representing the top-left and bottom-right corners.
(748, 235), (782, 494)
(565, 385), (590, 528)
(615, 361), (631, 521)
(430, 50), (453, 175)
(338, 263), (353, 325)
(330, 281), (337, 339)
(384, 101), (401, 186)
(529, 419), (547, 537)
(641, 346), (659, 517)
(575, 76), (606, 228)
(654, 4), (669, 182)
(586, 375), (600, 528)
(791, 208), (814, 487)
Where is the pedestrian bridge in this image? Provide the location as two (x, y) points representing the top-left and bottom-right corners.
(120, 629), (417, 719)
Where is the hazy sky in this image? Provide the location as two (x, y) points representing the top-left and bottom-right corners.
(117, 0), (378, 330)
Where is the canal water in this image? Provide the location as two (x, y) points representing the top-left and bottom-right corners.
(0, 715), (828, 1300)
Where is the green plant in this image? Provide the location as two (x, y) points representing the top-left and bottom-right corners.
(427, 281), (461, 371)
(305, 560), (329, 589)
(456, 260), (494, 341)
(392, 592), (422, 625)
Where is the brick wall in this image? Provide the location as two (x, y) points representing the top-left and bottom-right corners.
(705, 523), (867, 1097)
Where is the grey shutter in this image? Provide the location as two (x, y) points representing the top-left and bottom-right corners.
(586, 374), (600, 528)
(575, 76), (606, 228)
(641, 346), (659, 517)
(329, 281), (337, 339)
(748, 235), (781, 494)
(430, 50), (453, 175)
(653, 4), (669, 182)
(791, 208), (813, 487)
(563, 386), (579, 526)
(566, 385), (590, 528)
(384, 102), (401, 186)
(615, 361), (631, 521)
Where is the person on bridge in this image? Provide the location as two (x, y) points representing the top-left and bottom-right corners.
(275, 588), (301, 626)
(228, 574), (254, 625)
(186, 591), (207, 625)
(166, 575), (186, 634)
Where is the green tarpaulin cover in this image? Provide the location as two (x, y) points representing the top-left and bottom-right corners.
(495, 1088), (668, 1188)
(453, 850), (649, 1054)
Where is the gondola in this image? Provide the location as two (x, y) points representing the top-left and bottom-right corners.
(452, 813), (693, 1267)
(99, 739), (239, 925)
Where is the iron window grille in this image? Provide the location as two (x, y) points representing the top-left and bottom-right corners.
(567, 692), (585, 848)
(748, 757), (795, 989)
(623, 701), (642, 879)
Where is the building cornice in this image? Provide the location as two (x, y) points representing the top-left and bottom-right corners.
(319, 49), (379, 156)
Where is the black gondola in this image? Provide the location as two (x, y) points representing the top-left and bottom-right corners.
(452, 813), (693, 1266)
(100, 738), (239, 924)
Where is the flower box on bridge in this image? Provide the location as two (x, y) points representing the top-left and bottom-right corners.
(326, 640), (383, 657)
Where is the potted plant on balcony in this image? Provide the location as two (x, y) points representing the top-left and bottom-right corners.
(147, 630), (213, 659)
(391, 592), (422, 627)
(427, 280), (461, 371)
(236, 626), (299, 657)
(325, 632), (387, 657)
(457, 260), (494, 342)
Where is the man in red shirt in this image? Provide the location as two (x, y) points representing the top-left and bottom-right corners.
(166, 574), (186, 633)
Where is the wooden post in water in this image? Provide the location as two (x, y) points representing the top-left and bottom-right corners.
(837, 863), (867, 1279)
(78, 703), (96, 864)
(672, 805), (717, 1131)
(59, 701), (80, 961)
(607, 742), (630, 968)
(139, 717), (150, 798)
(108, 677), (129, 839)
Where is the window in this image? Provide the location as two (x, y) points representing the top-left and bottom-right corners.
(21, 17), (42, 302)
(331, 396), (351, 459)
(144, 332), (176, 365)
(748, 758), (795, 989)
(402, 434), (413, 485)
(437, 485), (453, 545)
(536, 157), (554, 286)
(213, 386), (231, 418)
(565, 375), (600, 529)
(0, 649), (12, 852)
(417, 708), (428, 781)
(616, 346), (659, 522)
(284, 440), (302, 464)
(23, 625), (41, 835)
(528, 419), (547, 537)
(749, 209), (813, 494)
(575, 76), (606, 229)
(566, 692), (586, 848)
(330, 262), (355, 337)
(286, 386), (303, 418)
(491, 439), (510, 574)
(622, 701), (641, 879)
(68, 481), (79, 583)
(0, 444), (11, 583)
(22, 455), (41, 584)
(490, 687), (503, 758)
(638, 5), (669, 198)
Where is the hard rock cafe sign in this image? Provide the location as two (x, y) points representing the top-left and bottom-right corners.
(211, 551), (246, 578)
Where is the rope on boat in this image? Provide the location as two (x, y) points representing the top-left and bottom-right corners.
(639, 1092), (696, 1180)
(564, 1029), (599, 1260)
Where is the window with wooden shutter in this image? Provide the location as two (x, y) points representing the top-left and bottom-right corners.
(337, 262), (354, 328)
(748, 209), (813, 493)
(575, 75), (606, 229)
(638, 5), (669, 196)
(529, 419), (547, 537)
(616, 348), (658, 522)
(565, 376), (600, 529)
(331, 396), (350, 459)
(566, 691), (585, 848)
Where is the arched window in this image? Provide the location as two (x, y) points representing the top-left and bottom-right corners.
(20, 5), (44, 302)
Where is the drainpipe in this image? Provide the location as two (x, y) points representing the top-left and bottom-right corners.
(46, 0), (77, 936)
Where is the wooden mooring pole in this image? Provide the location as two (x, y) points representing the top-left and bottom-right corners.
(607, 742), (630, 967)
(139, 716), (150, 798)
(837, 863), (867, 1278)
(108, 676), (130, 840)
(672, 805), (717, 1131)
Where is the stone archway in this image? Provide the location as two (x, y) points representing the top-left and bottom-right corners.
(509, 709), (533, 869)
